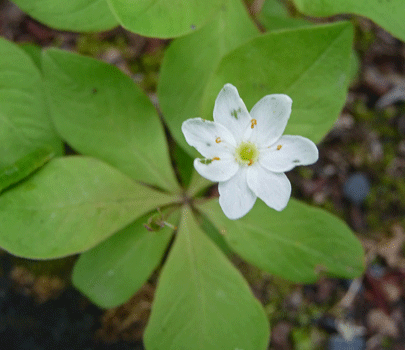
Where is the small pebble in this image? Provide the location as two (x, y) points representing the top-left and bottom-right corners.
(368, 263), (386, 279)
(343, 173), (371, 205)
(316, 316), (337, 333)
(328, 335), (366, 350)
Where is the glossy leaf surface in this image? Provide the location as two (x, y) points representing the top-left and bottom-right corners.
(42, 49), (179, 193)
(144, 206), (269, 350)
(294, 0), (405, 42)
(107, 0), (226, 38)
(11, 0), (118, 32)
(198, 198), (365, 283)
(0, 146), (54, 194)
(73, 212), (177, 308)
(259, 0), (311, 31)
(0, 38), (62, 170)
(159, 0), (259, 157)
(0, 157), (177, 259)
(201, 22), (354, 145)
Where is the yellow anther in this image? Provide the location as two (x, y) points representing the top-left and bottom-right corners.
(212, 157), (220, 161)
(248, 159), (253, 166)
(251, 119), (257, 129)
(277, 144), (282, 150)
(215, 137), (221, 143)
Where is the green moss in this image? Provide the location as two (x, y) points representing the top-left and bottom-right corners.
(297, 167), (314, 180)
(76, 34), (108, 57)
(352, 16), (376, 55)
(76, 33), (129, 58)
(138, 48), (165, 91)
(353, 100), (375, 121)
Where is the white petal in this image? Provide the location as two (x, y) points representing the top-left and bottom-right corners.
(259, 135), (319, 172)
(194, 157), (239, 182)
(218, 168), (256, 220)
(247, 165), (291, 211)
(249, 94), (292, 148)
(182, 118), (236, 158)
(213, 84), (252, 143)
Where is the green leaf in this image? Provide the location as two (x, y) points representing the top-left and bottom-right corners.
(349, 49), (360, 84)
(198, 198), (365, 283)
(0, 38), (63, 169)
(11, 0), (118, 32)
(187, 170), (213, 198)
(293, 0), (405, 42)
(202, 21), (354, 144)
(159, 0), (259, 157)
(171, 140), (194, 188)
(197, 209), (233, 256)
(42, 48), (180, 193)
(73, 211), (179, 308)
(144, 206), (269, 350)
(259, 0), (311, 31)
(0, 156), (178, 259)
(19, 43), (42, 69)
(0, 146), (55, 194)
(107, 0), (227, 38)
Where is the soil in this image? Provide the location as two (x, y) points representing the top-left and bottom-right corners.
(1, 0), (405, 349)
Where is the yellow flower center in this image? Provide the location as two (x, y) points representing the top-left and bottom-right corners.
(235, 142), (259, 166)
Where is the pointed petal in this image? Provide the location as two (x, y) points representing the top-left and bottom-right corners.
(259, 135), (319, 173)
(218, 168), (256, 220)
(213, 84), (251, 143)
(247, 165), (291, 211)
(194, 158), (239, 182)
(249, 94), (292, 148)
(182, 118), (236, 158)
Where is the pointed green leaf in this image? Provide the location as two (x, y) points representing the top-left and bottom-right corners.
(294, 0), (405, 42)
(42, 48), (180, 193)
(0, 146), (54, 194)
(73, 211), (179, 308)
(107, 0), (226, 38)
(159, 0), (259, 157)
(171, 141), (194, 188)
(197, 209), (233, 256)
(198, 198), (365, 283)
(259, 0), (311, 31)
(187, 170), (212, 198)
(19, 43), (42, 69)
(202, 21), (354, 144)
(0, 156), (178, 259)
(145, 206), (269, 350)
(0, 38), (62, 169)
(11, 0), (118, 32)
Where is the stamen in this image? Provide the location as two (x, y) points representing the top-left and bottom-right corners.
(277, 144), (282, 150)
(215, 137), (221, 143)
(212, 157), (220, 161)
(235, 141), (259, 166)
(251, 119), (257, 129)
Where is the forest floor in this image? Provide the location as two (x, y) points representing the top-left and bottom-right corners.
(0, 0), (405, 349)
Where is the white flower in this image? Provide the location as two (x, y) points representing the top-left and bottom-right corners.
(182, 83), (319, 220)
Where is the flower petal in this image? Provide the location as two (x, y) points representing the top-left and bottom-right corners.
(249, 94), (292, 148)
(213, 84), (251, 143)
(247, 165), (291, 211)
(194, 157), (239, 182)
(218, 168), (256, 220)
(182, 118), (236, 158)
(259, 135), (319, 173)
